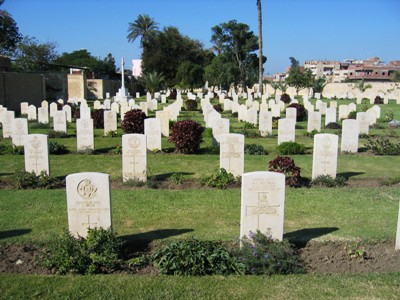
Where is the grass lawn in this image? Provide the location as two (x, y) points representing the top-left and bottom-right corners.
(1, 96), (400, 298)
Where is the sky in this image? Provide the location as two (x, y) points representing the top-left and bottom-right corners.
(3, 0), (400, 75)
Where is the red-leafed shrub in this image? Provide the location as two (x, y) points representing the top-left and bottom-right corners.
(268, 155), (302, 187)
(169, 120), (204, 154)
(280, 93), (291, 104)
(121, 109), (147, 134)
(287, 103), (307, 121)
(91, 109), (104, 129)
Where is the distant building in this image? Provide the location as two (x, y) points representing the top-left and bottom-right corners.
(132, 59), (142, 77)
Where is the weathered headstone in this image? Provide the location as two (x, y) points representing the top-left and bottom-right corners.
(103, 110), (117, 135)
(259, 110), (272, 137)
(66, 172), (112, 238)
(12, 118), (28, 146)
(285, 107), (297, 121)
(246, 107), (258, 125)
(278, 119), (296, 144)
(325, 107), (337, 125)
(220, 133), (244, 177)
(76, 119), (94, 152)
(338, 105), (348, 120)
(62, 105), (72, 122)
(312, 134), (338, 179)
(356, 112), (370, 135)
(20, 102), (29, 115)
(49, 102), (58, 117)
(24, 134), (49, 175)
(240, 171), (285, 241)
(53, 111), (67, 133)
(212, 118), (230, 144)
(122, 134), (147, 182)
(155, 110), (169, 137)
(144, 118), (162, 151)
(1, 110), (15, 138)
(27, 105), (37, 121)
(80, 106), (91, 120)
(341, 119), (359, 153)
(38, 107), (49, 124)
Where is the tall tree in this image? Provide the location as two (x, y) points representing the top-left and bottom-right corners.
(211, 20), (261, 89)
(0, 8), (22, 57)
(257, 0), (264, 94)
(286, 57), (313, 95)
(12, 36), (58, 72)
(127, 14), (159, 47)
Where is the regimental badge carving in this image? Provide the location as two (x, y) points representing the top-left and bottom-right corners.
(128, 136), (140, 149)
(77, 179), (97, 199)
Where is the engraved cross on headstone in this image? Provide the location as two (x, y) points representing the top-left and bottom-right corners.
(82, 215), (98, 229)
(246, 192), (280, 228)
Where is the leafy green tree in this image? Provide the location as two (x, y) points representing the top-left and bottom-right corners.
(127, 14), (159, 47)
(313, 77), (327, 95)
(142, 26), (211, 87)
(354, 78), (372, 93)
(12, 36), (58, 72)
(278, 82), (288, 93)
(141, 71), (165, 95)
(204, 55), (237, 91)
(0, 8), (22, 57)
(210, 20), (263, 89)
(393, 70), (400, 82)
(176, 61), (204, 91)
(286, 57), (314, 95)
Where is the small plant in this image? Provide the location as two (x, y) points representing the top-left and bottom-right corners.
(382, 109), (394, 122)
(242, 122), (256, 129)
(185, 99), (197, 111)
(203, 127), (213, 138)
(276, 142), (305, 155)
(91, 109), (105, 129)
(345, 242), (367, 260)
(213, 104), (223, 112)
(202, 168), (239, 189)
(364, 137), (400, 155)
(104, 130), (121, 138)
(48, 130), (68, 138)
(152, 238), (244, 276)
(325, 122), (342, 129)
(268, 156), (303, 187)
(168, 120), (204, 154)
(244, 144), (268, 155)
(236, 230), (304, 275)
(237, 128), (259, 138)
(311, 175), (347, 187)
(171, 172), (184, 185)
(10, 170), (64, 189)
(121, 109), (147, 134)
(114, 144), (122, 155)
(305, 129), (319, 138)
(49, 141), (69, 155)
(0, 144), (24, 155)
(44, 228), (123, 275)
(347, 111), (357, 119)
(287, 103), (307, 121)
(146, 177), (159, 189)
(122, 178), (145, 187)
(232, 112), (238, 118)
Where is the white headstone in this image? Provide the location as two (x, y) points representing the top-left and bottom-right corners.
(285, 107), (297, 121)
(66, 172), (112, 238)
(80, 106), (91, 120)
(155, 110), (169, 137)
(1, 110), (15, 138)
(76, 119), (94, 152)
(312, 134), (338, 179)
(103, 110), (117, 135)
(27, 105), (37, 121)
(62, 105), (72, 122)
(325, 107), (337, 125)
(38, 107), (49, 124)
(220, 133), (244, 177)
(356, 112), (369, 135)
(338, 105), (349, 120)
(307, 111), (322, 132)
(246, 107), (258, 125)
(53, 111), (67, 133)
(122, 134), (147, 182)
(24, 134), (49, 175)
(144, 118), (162, 151)
(12, 118), (28, 146)
(341, 119), (359, 153)
(259, 110), (272, 137)
(240, 171), (285, 241)
(104, 99), (111, 109)
(20, 102), (29, 115)
(212, 118), (230, 144)
(49, 102), (58, 117)
(278, 119), (296, 145)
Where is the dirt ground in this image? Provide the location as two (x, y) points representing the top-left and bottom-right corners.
(1, 241), (399, 275)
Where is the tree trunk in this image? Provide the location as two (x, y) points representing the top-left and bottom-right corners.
(257, 0), (263, 95)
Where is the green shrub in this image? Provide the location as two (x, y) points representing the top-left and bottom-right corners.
(237, 128), (259, 138)
(202, 168), (239, 189)
(204, 144), (220, 154)
(168, 120), (204, 154)
(44, 228), (123, 275)
(347, 111), (357, 119)
(10, 170), (64, 189)
(232, 112), (238, 118)
(382, 109), (394, 122)
(364, 137), (400, 155)
(30, 122), (50, 129)
(48, 130), (68, 138)
(213, 104), (223, 112)
(287, 103), (307, 121)
(171, 172), (184, 185)
(325, 122), (342, 129)
(104, 130), (121, 138)
(280, 93), (291, 104)
(203, 127), (213, 138)
(114, 144), (122, 155)
(276, 142), (305, 155)
(268, 156), (303, 187)
(91, 109), (105, 129)
(121, 109), (147, 134)
(244, 144), (268, 155)
(311, 175), (347, 187)
(0, 143), (24, 155)
(304, 129), (319, 138)
(185, 99), (197, 111)
(374, 96), (383, 104)
(153, 238), (244, 276)
(236, 230), (303, 275)
(49, 141), (69, 155)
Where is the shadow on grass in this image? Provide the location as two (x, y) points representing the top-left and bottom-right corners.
(0, 172), (13, 177)
(153, 172), (194, 181)
(94, 147), (116, 154)
(0, 229), (32, 240)
(120, 228), (194, 254)
(284, 227), (339, 248)
(337, 172), (365, 179)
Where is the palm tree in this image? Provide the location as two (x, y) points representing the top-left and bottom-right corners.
(257, 0), (263, 95)
(127, 14), (159, 47)
(141, 71), (165, 96)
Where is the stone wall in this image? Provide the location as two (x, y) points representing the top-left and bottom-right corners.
(0, 72), (45, 111)
(87, 79), (120, 99)
(67, 74), (87, 100)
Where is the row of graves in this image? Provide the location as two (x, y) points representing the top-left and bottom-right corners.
(0, 90), (399, 249)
